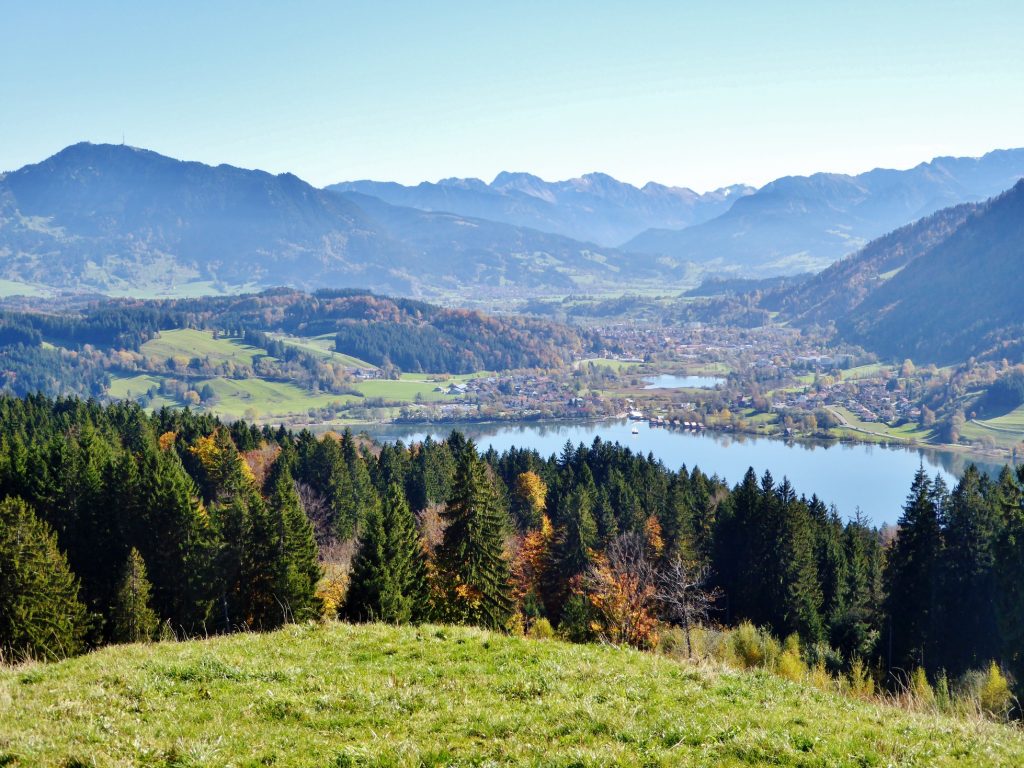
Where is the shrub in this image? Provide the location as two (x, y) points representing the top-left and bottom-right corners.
(934, 670), (951, 712)
(729, 622), (779, 669)
(731, 622), (765, 668)
(846, 657), (874, 699)
(909, 667), (935, 709)
(809, 660), (833, 691)
(656, 626), (686, 657)
(528, 618), (555, 640)
(778, 649), (806, 682)
(980, 661), (1012, 717)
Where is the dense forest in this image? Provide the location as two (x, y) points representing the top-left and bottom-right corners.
(1, 395), (1022, 711)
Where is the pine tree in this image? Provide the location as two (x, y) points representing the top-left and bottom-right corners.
(995, 466), (1024, 686)
(775, 485), (824, 642)
(554, 484), (599, 580)
(885, 468), (944, 671)
(265, 460), (323, 624)
(111, 547), (159, 643)
(0, 497), (88, 660)
(344, 483), (428, 623)
(661, 472), (695, 563)
(939, 464), (1001, 674)
(139, 447), (216, 631)
(435, 441), (514, 629)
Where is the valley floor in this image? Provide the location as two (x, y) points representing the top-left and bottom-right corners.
(2, 623), (1022, 767)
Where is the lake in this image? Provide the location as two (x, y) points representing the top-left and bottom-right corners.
(643, 374), (725, 389)
(368, 419), (1006, 527)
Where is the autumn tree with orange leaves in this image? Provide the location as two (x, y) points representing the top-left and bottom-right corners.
(582, 532), (659, 649)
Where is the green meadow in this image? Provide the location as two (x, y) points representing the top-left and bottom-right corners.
(2, 622), (1022, 767)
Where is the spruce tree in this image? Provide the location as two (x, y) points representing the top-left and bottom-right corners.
(832, 510), (883, 660)
(939, 465), (1001, 673)
(140, 448), (216, 631)
(0, 497), (89, 660)
(661, 472), (695, 563)
(775, 485), (824, 642)
(338, 429), (380, 539)
(593, 486), (619, 546)
(344, 483), (428, 623)
(111, 547), (159, 643)
(885, 468), (943, 671)
(265, 460), (323, 623)
(435, 441), (514, 630)
(814, 501), (850, 632)
(554, 484), (599, 579)
(995, 466), (1024, 686)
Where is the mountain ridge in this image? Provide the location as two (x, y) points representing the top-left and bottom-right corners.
(753, 180), (1024, 364)
(624, 148), (1024, 274)
(328, 172), (753, 246)
(0, 142), (642, 299)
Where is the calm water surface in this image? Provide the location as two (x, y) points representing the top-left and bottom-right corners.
(642, 374), (725, 389)
(368, 420), (1005, 527)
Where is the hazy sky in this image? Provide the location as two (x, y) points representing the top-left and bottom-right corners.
(2, 1), (1022, 190)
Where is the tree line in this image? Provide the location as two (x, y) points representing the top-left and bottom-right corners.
(1, 394), (1022, 706)
(0, 289), (600, 402)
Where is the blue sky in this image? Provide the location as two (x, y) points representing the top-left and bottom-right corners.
(2, 1), (1022, 190)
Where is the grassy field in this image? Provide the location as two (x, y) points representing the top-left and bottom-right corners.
(839, 364), (890, 381)
(141, 329), (272, 367)
(116, 330), (476, 421)
(576, 357), (640, 372)
(199, 377), (357, 421)
(0, 279), (51, 298)
(972, 404), (1024, 432)
(267, 332), (377, 370)
(106, 374), (180, 410)
(828, 406), (933, 443)
(356, 379), (454, 403)
(1, 622), (1021, 767)
(961, 406), (1024, 449)
(106, 373), (165, 400)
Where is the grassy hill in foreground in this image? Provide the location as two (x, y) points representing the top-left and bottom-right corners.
(2, 623), (1022, 767)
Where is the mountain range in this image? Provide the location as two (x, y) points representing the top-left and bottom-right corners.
(0, 143), (644, 298)
(328, 174), (754, 246)
(0, 142), (1021, 300)
(765, 180), (1024, 364)
(623, 149), (1024, 274)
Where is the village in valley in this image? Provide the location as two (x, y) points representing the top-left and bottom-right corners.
(379, 315), (1014, 459)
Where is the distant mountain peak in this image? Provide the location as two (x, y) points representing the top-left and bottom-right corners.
(490, 170), (545, 188)
(0, 142), (640, 300)
(328, 169), (752, 245)
(624, 148), (1024, 273)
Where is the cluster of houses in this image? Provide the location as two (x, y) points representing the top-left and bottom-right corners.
(766, 379), (920, 424)
(401, 371), (610, 423)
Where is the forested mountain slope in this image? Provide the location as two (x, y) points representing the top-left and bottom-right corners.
(839, 180), (1024, 364)
(0, 289), (598, 401)
(767, 202), (978, 326)
(0, 144), (636, 298)
(625, 149), (1024, 274)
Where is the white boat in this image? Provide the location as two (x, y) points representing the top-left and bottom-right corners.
(631, 425), (640, 435)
